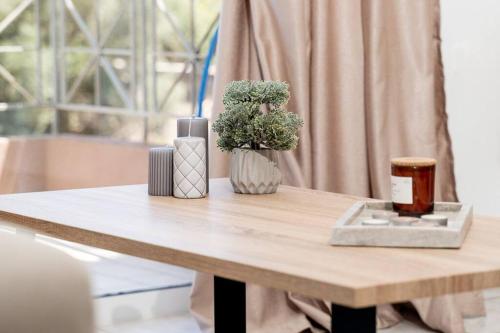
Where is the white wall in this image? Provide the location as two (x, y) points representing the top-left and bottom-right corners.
(441, 0), (500, 215)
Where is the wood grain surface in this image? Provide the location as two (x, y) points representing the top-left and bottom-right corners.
(0, 178), (499, 308)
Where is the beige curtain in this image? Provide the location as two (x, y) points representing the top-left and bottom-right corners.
(192, 0), (485, 332)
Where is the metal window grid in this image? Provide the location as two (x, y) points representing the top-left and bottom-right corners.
(0, 0), (219, 141)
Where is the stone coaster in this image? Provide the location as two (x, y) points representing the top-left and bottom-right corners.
(329, 201), (473, 248)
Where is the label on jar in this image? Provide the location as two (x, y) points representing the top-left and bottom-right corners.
(391, 176), (413, 204)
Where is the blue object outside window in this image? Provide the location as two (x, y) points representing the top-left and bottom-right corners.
(196, 26), (219, 117)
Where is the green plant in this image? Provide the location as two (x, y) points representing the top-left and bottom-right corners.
(212, 80), (303, 152)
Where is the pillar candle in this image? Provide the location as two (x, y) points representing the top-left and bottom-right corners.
(173, 137), (207, 199)
(148, 146), (174, 196)
(177, 117), (209, 192)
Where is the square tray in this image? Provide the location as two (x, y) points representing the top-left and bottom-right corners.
(329, 201), (473, 248)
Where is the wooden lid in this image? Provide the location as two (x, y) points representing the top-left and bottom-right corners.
(391, 157), (436, 167)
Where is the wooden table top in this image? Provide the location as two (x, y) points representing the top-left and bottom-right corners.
(0, 179), (499, 308)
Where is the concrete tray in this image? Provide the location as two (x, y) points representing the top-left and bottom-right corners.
(329, 201), (473, 248)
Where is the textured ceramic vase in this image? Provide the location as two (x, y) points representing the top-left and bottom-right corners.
(230, 148), (282, 194)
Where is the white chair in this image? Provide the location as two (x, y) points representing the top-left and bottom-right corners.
(0, 231), (94, 333)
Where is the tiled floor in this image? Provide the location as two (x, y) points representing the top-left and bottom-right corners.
(39, 235), (199, 332)
(95, 287), (197, 332)
(35, 235), (194, 297)
(98, 315), (200, 333)
(96, 290), (500, 333)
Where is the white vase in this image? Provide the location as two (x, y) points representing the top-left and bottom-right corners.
(230, 148), (282, 194)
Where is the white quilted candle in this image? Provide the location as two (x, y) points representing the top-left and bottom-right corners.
(177, 117), (209, 192)
(173, 137), (207, 199)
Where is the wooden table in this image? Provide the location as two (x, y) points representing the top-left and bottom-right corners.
(1, 179), (500, 332)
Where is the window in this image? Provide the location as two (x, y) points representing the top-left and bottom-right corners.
(0, 0), (220, 143)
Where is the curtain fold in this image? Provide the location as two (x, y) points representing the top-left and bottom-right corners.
(195, 0), (485, 332)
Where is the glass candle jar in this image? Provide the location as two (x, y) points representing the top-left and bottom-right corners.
(391, 157), (436, 216)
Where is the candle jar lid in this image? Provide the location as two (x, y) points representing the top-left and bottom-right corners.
(391, 157), (436, 168)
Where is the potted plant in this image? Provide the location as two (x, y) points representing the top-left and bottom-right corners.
(212, 80), (303, 194)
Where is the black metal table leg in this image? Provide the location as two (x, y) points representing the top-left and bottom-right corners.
(214, 276), (246, 333)
(331, 303), (376, 333)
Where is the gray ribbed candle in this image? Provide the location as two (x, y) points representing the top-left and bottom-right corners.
(177, 117), (209, 192)
(148, 146), (174, 196)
